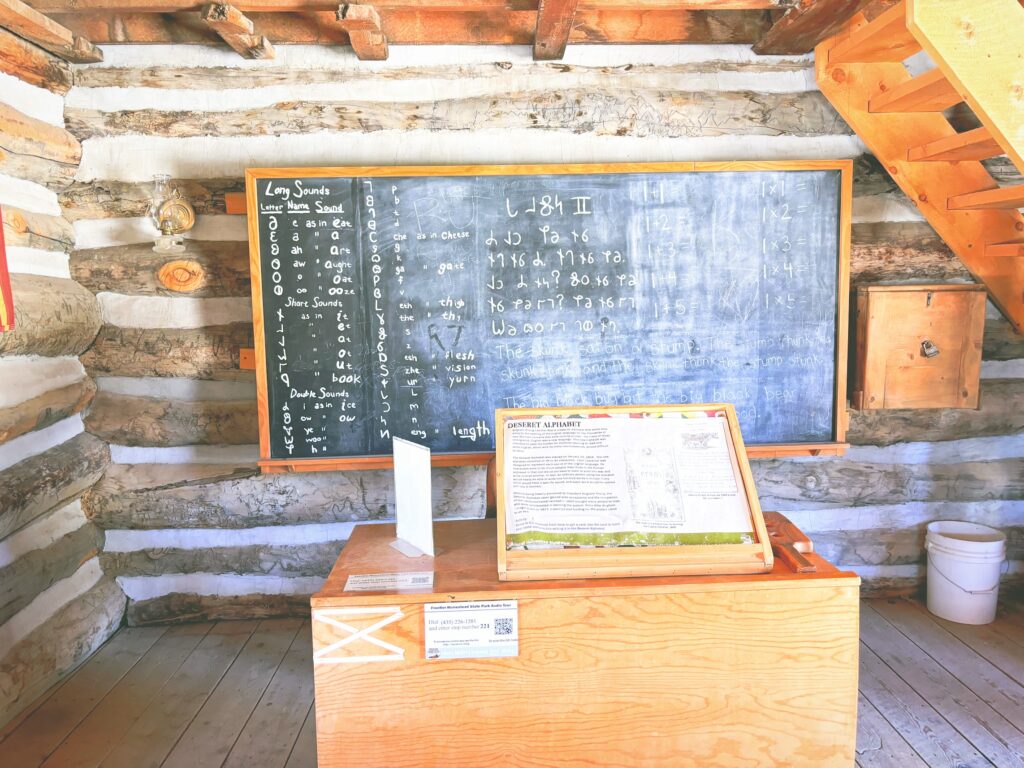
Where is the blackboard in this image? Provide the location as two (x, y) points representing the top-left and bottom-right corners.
(246, 162), (852, 470)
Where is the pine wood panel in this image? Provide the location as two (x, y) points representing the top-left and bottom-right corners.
(311, 519), (859, 767)
(908, 0), (1024, 175)
(867, 68), (961, 113)
(908, 127), (1004, 162)
(816, 10), (1024, 333)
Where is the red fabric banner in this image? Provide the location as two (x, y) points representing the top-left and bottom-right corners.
(0, 206), (12, 332)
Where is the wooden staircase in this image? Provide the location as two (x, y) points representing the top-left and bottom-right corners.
(816, 0), (1024, 333)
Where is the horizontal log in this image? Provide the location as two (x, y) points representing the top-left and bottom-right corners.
(84, 390), (258, 445)
(52, 9), (774, 45)
(126, 591), (307, 626)
(66, 155), (888, 222)
(59, 178), (244, 222)
(0, 377), (97, 447)
(753, 457), (1024, 511)
(0, 577), (124, 723)
(73, 150), (879, 221)
(70, 240), (250, 296)
(849, 222), (970, 285)
(0, 523), (102, 626)
(0, 0), (102, 63)
(0, 26), (73, 94)
(0, 204), (74, 251)
(847, 379), (1024, 446)
(814, 526), (1023, 567)
(64, 89), (847, 141)
(73, 57), (814, 90)
(32, 1), (790, 11)
(83, 462), (485, 529)
(0, 433), (110, 540)
(80, 323), (255, 380)
(0, 275), (102, 357)
(0, 144), (78, 189)
(984, 318), (1024, 361)
(0, 101), (81, 166)
(102, 538), (343, 579)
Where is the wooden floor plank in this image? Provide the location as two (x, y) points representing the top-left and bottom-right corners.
(0, 626), (167, 767)
(41, 623), (213, 768)
(858, 641), (993, 767)
(872, 600), (1024, 733)
(223, 621), (314, 768)
(283, 703), (317, 768)
(855, 692), (928, 768)
(160, 618), (303, 768)
(861, 606), (1024, 766)
(99, 621), (259, 768)
(932, 613), (1024, 687)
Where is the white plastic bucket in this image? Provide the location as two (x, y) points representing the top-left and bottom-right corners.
(925, 521), (1006, 625)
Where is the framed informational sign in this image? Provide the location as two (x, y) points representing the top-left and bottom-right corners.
(495, 404), (773, 581)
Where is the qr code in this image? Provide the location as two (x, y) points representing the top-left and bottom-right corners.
(494, 618), (514, 636)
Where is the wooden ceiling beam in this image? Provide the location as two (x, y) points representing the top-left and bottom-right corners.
(754, 0), (864, 54)
(533, 0), (578, 60)
(50, 8), (775, 44)
(201, 3), (275, 57)
(0, 0), (101, 62)
(30, 0), (791, 12)
(335, 3), (387, 59)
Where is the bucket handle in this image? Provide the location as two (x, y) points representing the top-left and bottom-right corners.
(926, 542), (1009, 595)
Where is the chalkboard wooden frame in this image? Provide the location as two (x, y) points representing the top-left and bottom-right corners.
(494, 403), (774, 581)
(246, 160), (853, 473)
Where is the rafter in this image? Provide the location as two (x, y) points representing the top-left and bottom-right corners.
(335, 4), (387, 60)
(201, 3), (275, 57)
(50, 8), (774, 44)
(533, 0), (578, 60)
(0, 0), (101, 62)
(31, 1), (790, 11)
(754, 0), (864, 54)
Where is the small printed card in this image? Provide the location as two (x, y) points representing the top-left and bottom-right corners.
(423, 600), (519, 660)
(344, 571), (435, 592)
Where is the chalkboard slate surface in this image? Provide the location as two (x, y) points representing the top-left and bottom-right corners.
(247, 163), (851, 466)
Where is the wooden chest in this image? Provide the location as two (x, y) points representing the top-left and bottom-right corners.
(852, 284), (986, 409)
(311, 519), (861, 768)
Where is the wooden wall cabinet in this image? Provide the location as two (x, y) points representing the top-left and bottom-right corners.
(852, 284), (986, 410)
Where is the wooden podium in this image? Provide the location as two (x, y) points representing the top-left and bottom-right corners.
(311, 518), (860, 768)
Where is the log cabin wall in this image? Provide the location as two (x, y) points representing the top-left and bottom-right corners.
(0, 33), (125, 728)
(48, 42), (1024, 625)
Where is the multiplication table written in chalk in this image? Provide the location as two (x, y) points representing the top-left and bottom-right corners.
(423, 600), (518, 660)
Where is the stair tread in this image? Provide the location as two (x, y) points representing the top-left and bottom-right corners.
(948, 185), (1024, 210)
(988, 241), (1024, 257)
(870, 68), (961, 113)
(908, 127), (1005, 162)
(828, 2), (920, 65)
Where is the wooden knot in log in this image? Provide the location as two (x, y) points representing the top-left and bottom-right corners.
(158, 259), (206, 293)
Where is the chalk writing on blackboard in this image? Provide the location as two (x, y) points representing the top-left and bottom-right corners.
(250, 165), (846, 461)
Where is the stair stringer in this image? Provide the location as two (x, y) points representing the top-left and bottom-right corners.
(816, 12), (1024, 334)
